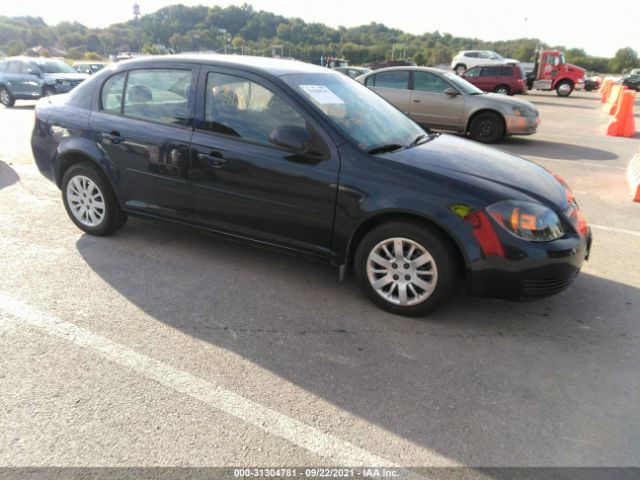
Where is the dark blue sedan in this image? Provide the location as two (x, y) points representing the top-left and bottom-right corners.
(31, 55), (591, 316)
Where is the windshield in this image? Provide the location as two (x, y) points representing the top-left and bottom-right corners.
(442, 72), (483, 95)
(36, 60), (77, 74)
(282, 72), (425, 152)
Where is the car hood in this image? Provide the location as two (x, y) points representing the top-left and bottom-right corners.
(382, 134), (566, 208)
(470, 92), (538, 112)
(44, 73), (89, 81)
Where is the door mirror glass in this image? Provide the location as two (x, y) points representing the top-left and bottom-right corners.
(269, 125), (311, 152)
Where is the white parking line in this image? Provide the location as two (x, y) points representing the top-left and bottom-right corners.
(590, 224), (640, 236)
(0, 291), (450, 475)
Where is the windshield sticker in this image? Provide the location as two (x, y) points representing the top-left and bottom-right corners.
(299, 85), (344, 105)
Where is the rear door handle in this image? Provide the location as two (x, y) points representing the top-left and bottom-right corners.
(198, 152), (227, 168)
(102, 131), (125, 144)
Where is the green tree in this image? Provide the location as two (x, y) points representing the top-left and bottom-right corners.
(609, 47), (639, 73)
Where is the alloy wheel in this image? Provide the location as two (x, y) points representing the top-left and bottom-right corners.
(65, 175), (106, 227)
(366, 237), (438, 306)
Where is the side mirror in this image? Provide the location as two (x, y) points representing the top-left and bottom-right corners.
(444, 87), (459, 96)
(269, 125), (312, 153)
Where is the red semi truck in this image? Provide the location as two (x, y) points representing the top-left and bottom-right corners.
(526, 50), (585, 97)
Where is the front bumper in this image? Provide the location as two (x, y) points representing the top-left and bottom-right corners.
(464, 226), (592, 299)
(506, 114), (540, 136)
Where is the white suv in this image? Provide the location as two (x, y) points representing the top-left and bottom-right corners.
(451, 50), (517, 75)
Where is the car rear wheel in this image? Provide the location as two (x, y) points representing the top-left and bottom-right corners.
(0, 86), (15, 107)
(555, 80), (574, 97)
(468, 112), (505, 143)
(354, 222), (458, 316)
(61, 162), (127, 236)
(494, 84), (511, 95)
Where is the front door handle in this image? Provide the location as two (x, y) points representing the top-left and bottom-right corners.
(413, 99), (421, 103)
(198, 152), (228, 168)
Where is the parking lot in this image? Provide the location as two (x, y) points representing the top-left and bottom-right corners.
(1, 90), (639, 475)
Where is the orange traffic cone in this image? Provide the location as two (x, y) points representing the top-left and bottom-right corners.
(628, 153), (640, 202)
(607, 90), (636, 138)
(604, 85), (627, 114)
(600, 80), (613, 103)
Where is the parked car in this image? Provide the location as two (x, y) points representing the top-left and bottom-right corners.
(31, 55), (590, 316)
(367, 60), (417, 71)
(73, 61), (107, 75)
(333, 66), (371, 79)
(451, 50), (517, 75)
(619, 72), (640, 92)
(584, 74), (602, 92)
(461, 64), (527, 95)
(356, 66), (539, 143)
(0, 57), (88, 107)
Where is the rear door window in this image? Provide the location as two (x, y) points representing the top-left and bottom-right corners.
(481, 66), (501, 76)
(372, 71), (409, 90)
(7, 61), (22, 73)
(499, 66), (514, 76)
(122, 69), (193, 127)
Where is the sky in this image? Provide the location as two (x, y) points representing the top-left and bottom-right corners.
(4, 0), (638, 58)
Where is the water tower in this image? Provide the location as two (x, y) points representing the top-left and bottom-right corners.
(133, 3), (140, 20)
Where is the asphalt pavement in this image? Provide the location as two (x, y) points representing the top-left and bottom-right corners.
(1, 90), (639, 477)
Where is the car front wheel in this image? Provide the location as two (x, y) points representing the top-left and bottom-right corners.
(355, 222), (458, 316)
(0, 86), (15, 107)
(494, 84), (511, 95)
(468, 112), (505, 143)
(61, 162), (127, 236)
(555, 80), (574, 97)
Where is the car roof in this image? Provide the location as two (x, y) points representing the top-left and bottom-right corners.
(360, 66), (448, 76)
(471, 63), (517, 68)
(114, 54), (335, 77)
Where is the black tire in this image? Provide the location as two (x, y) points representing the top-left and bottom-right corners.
(555, 80), (574, 97)
(354, 222), (458, 317)
(0, 86), (15, 107)
(61, 162), (127, 236)
(454, 64), (467, 75)
(468, 112), (505, 144)
(42, 86), (56, 97)
(494, 84), (511, 95)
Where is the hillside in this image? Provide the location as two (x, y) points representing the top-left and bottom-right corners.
(1, 3), (637, 72)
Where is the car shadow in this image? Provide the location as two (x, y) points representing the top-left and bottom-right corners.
(76, 217), (640, 466)
(0, 161), (19, 189)
(497, 138), (619, 161)
(9, 104), (36, 110)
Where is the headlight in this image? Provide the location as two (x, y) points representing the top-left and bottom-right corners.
(513, 106), (533, 117)
(56, 80), (70, 87)
(486, 200), (564, 242)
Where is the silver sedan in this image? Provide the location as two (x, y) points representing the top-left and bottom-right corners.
(356, 66), (540, 143)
